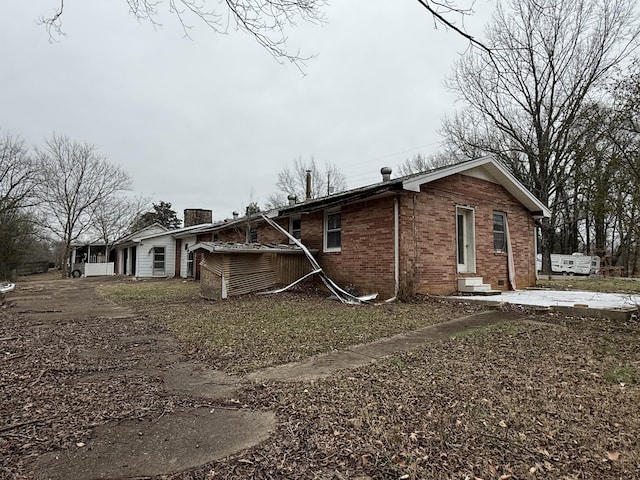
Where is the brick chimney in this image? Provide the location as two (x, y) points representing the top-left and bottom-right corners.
(183, 209), (213, 227)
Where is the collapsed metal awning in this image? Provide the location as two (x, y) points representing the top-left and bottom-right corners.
(260, 214), (377, 305)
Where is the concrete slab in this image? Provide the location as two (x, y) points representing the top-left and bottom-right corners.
(33, 408), (275, 480)
(13, 277), (272, 479)
(162, 362), (246, 400)
(249, 350), (376, 382)
(448, 290), (640, 319)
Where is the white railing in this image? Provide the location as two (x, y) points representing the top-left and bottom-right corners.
(85, 262), (115, 276)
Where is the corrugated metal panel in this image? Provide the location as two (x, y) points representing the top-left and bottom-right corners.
(229, 270), (280, 296)
(276, 254), (313, 285)
(200, 250), (312, 298)
(226, 254), (275, 296)
(202, 252), (224, 276)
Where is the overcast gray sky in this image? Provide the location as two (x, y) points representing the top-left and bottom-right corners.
(2, 1), (492, 222)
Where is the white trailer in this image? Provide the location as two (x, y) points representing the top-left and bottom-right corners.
(537, 253), (600, 276)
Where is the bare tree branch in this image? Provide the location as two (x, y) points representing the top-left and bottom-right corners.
(415, 0), (491, 53)
(37, 1), (491, 69)
(265, 156), (347, 209)
(39, 0), (327, 70)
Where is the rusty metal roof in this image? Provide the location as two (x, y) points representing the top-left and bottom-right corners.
(188, 241), (309, 254)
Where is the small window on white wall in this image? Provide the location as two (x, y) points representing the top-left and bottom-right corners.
(324, 209), (341, 252)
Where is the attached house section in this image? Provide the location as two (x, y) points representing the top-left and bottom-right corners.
(109, 157), (548, 298)
(113, 211), (214, 279)
(263, 156), (547, 299)
(397, 173), (537, 296)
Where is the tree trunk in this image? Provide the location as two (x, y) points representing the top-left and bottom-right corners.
(539, 218), (554, 275)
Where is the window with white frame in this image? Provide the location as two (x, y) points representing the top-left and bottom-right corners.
(324, 209), (341, 252)
(493, 212), (506, 253)
(289, 216), (301, 242)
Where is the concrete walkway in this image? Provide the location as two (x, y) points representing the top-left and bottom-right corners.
(248, 310), (528, 382)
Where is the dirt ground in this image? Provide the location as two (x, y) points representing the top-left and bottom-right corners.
(2, 274), (639, 479)
(1, 275), (272, 480)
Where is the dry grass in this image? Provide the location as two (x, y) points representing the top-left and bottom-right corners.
(100, 280), (483, 373)
(194, 315), (640, 480)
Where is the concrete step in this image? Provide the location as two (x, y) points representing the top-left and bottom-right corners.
(457, 278), (501, 295)
(458, 277), (484, 287)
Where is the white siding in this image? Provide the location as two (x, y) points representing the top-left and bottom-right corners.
(180, 235), (197, 278)
(135, 235), (176, 278)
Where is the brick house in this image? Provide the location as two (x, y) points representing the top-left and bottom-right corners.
(193, 156), (550, 299)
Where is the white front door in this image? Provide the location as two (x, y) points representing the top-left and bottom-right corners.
(153, 246), (166, 276)
(456, 207), (476, 273)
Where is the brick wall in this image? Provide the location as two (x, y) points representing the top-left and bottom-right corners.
(255, 218), (289, 244)
(399, 174), (536, 295)
(205, 174), (537, 298)
(320, 198), (396, 298)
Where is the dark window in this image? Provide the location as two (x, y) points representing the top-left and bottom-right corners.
(290, 217), (301, 240)
(493, 212), (506, 252)
(457, 213), (465, 264)
(249, 228), (258, 243)
(187, 251), (194, 277)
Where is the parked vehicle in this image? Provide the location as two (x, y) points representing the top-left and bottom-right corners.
(71, 262), (85, 278)
(537, 253), (600, 276)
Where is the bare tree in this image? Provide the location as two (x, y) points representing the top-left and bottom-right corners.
(38, 1), (488, 67)
(34, 134), (132, 278)
(442, 0), (640, 273)
(0, 132), (37, 216)
(0, 132), (39, 280)
(609, 58), (640, 181)
(265, 156), (347, 209)
(90, 195), (150, 262)
(396, 151), (460, 176)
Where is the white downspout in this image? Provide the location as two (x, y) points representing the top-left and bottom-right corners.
(394, 196), (399, 297)
(534, 222), (539, 281)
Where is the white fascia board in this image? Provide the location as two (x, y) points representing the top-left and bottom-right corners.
(172, 223), (217, 238)
(264, 208), (280, 219)
(188, 242), (214, 253)
(402, 156), (550, 218)
(402, 156), (495, 192)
